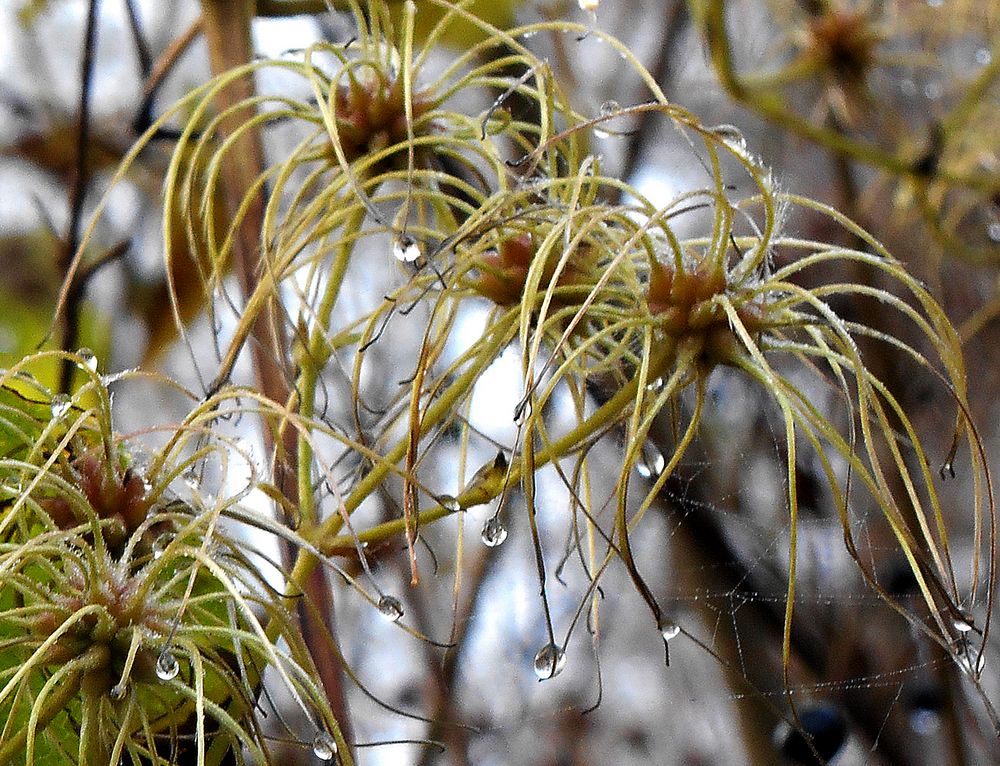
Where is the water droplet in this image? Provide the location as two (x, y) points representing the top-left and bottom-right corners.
(155, 649), (179, 681)
(955, 639), (986, 675)
(50, 393), (71, 419)
(533, 643), (566, 680)
(481, 517), (508, 547)
(182, 465), (202, 493)
(924, 81), (943, 100)
(645, 377), (664, 393)
(77, 348), (98, 372)
(513, 400), (530, 426)
(900, 78), (917, 96)
(151, 534), (170, 560)
(600, 100), (620, 117)
(393, 236), (422, 263)
(975, 48), (992, 66)
(926, 0), (942, 5)
(312, 731), (338, 761)
(521, 30), (537, 39)
(952, 615), (974, 633)
(377, 594), (404, 622)
(635, 447), (665, 479)
(659, 619), (680, 641)
(110, 682), (127, 700)
(987, 222), (1000, 242)
(439, 495), (461, 512)
(709, 124), (747, 153)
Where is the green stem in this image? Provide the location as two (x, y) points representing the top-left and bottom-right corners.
(290, 340), (677, 594)
(296, 206), (366, 528)
(79, 674), (108, 766)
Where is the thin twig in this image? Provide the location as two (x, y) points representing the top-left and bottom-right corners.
(58, 0), (101, 394)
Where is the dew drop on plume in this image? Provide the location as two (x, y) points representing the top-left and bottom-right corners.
(659, 619), (680, 641)
(709, 123), (747, 153)
(440, 495), (461, 512)
(151, 534), (170, 560)
(50, 393), (71, 419)
(600, 100), (620, 117)
(77, 347), (98, 372)
(481, 517), (508, 547)
(952, 615), (974, 633)
(156, 649), (179, 681)
(533, 643), (567, 680)
(393, 236), (422, 263)
(377, 594), (404, 622)
(955, 639), (987, 675)
(312, 731), (337, 761)
(635, 447), (665, 479)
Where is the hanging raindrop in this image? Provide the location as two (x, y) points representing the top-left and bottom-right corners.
(709, 124), (748, 154)
(513, 400), (530, 426)
(593, 101), (619, 140)
(955, 639), (987, 675)
(659, 619), (680, 642)
(312, 731), (338, 761)
(533, 643), (567, 680)
(377, 594), (404, 622)
(987, 222), (1000, 242)
(151, 534), (170, 560)
(481, 517), (508, 547)
(50, 393), (71, 419)
(952, 615), (974, 633)
(155, 649), (179, 681)
(635, 447), (665, 479)
(77, 348), (98, 372)
(439, 495), (462, 512)
(100, 370), (128, 386)
(393, 236), (422, 263)
(110, 683), (127, 700)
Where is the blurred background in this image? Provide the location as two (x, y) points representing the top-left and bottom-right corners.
(1, 0), (998, 764)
